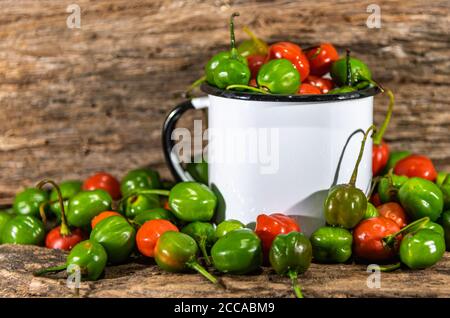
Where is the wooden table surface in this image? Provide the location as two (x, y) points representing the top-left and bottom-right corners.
(0, 244), (448, 298)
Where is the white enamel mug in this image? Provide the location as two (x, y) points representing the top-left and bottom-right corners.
(163, 84), (380, 235)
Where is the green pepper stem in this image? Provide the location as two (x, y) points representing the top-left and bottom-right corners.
(243, 26), (267, 55)
(34, 264), (67, 276)
(187, 261), (222, 287)
(199, 239), (212, 266)
(367, 176), (381, 199)
(36, 179), (70, 236)
(185, 75), (207, 97)
(229, 12), (240, 58)
(373, 90), (394, 145)
(345, 49), (352, 87)
(288, 270), (303, 299)
(383, 217), (430, 246)
(349, 125), (377, 186)
(226, 84), (268, 94)
(118, 189), (171, 209)
(379, 262), (401, 272)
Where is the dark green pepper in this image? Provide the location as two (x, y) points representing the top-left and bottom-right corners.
(324, 126), (374, 229)
(119, 193), (160, 219)
(378, 173), (408, 203)
(13, 188), (48, 217)
(364, 202), (379, 219)
(1, 215), (45, 245)
(186, 160), (208, 185)
(215, 219), (245, 240)
(269, 232), (312, 298)
(90, 215), (136, 264)
(154, 231), (219, 285)
(0, 212), (14, 240)
(169, 182), (217, 222)
(181, 221), (216, 265)
(310, 226), (352, 263)
(381, 151), (411, 175)
(211, 228), (262, 274)
(133, 208), (176, 227)
(436, 173), (450, 210)
(400, 229), (445, 269)
(35, 240), (107, 281)
(438, 210), (450, 250)
(120, 168), (161, 197)
(67, 190), (112, 228)
(398, 177), (443, 221)
(331, 56), (372, 86)
(49, 180), (82, 221)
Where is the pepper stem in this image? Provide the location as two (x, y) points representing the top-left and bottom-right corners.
(288, 270), (303, 299)
(346, 49), (352, 87)
(34, 264), (67, 277)
(229, 12), (240, 58)
(185, 75), (207, 97)
(118, 189), (171, 209)
(349, 125), (376, 186)
(243, 26), (267, 55)
(379, 262), (401, 272)
(187, 261), (222, 287)
(226, 84), (268, 94)
(36, 179), (70, 236)
(383, 217), (430, 246)
(199, 239), (212, 266)
(373, 89), (394, 145)
(367, 176), (381, 199)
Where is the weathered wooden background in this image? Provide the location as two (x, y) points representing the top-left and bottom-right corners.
(0, 0), (449, 203)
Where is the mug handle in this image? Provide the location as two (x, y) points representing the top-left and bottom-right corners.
(162, 96), (210, 182)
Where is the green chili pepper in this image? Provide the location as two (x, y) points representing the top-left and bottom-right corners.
(436, 173), (450, 210)
(398, 177), (443, 221)
(49, 180), (82, 221)
(438, 210), (450, 250)
(215, 219), (245, 240)
(90, 215), (136, 264)
(364, 202), (379, 219)
(381, 151), (411, 175)
(331, 56), (372, 86)
(237, 26), (268, 58)
(378, 173), (408, 203)
(399, 229), (445, 269)
(211, 228), (262, 274)
(13, 188), (48, 217)
(205, 13), (250, 89)
(186, 160), (208, 185)
(120, 168), (161, 197)
(269, 232), (312, 298)
(1, 215), (45, 245)
(154, 231), (220, 286)
(169, 182), (217, 222)
(310, 226), (352, 263)
(133, 208), (177, 227)
(324, 125), (375, 229)
(257, 59), (300, 94)
(181, 222), (216, 265)
(67, 190), (112, 228)
(35, 240), (107, 281)
(119, 193), (160, 219)
(422, 221), (445, 237)
(0, 212), (14, 241)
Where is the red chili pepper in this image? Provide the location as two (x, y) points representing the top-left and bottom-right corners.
(265, 42), (310, 81)
(136, 219), (178, 257)
(377, 202), (408, 228)
(353, 216), (401, 261)
(372, 90), (394, 176)
(45, 226), (85, 251)
(305, 43), (339, 76)
(247, 54), (266, 79)
(91, 211), (122, 229)
(393, 154), (437, 181)
(255, 213), (300, 258)
(298, 83), (322, 95)
(304, 75), (334, 94)
(83, 172), (121, 200)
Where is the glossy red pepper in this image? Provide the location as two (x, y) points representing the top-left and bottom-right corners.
(394, 154), (437, 181)
(305, 43), (339, 76)
(298, 83), (321, 95)
(83, 172), (121, 200)
(372, 90), (394, 176)
(265, 42), (310, 81)
(377, 202), (408, 228)
(304, 75), (334, 94)
(353, 216), (401, 261)
(136, 219), (179, 257)
(255, 213), (300, 258)
(247, 54), (266, 78)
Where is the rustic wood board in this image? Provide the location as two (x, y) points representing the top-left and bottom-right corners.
(0, 0), (449, 204)
(0, 244), (448, 298)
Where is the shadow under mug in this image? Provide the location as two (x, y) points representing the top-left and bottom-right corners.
(163, 83), (381, 236)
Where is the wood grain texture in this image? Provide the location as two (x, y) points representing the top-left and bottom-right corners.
(0, 244), (449, 298)
(0, 0), (449, 203)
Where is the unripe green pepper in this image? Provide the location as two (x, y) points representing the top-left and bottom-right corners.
(381, 151), (411, 175)
(181, 221), (216, 265)
(378, 174), (408, 203)
(186, 160), (208, 185)
(398, 177), (443, 221)
(400, 229), (445, 269)
(211, 228), (262, 274)
(13, 188), (48, 217)
(0, 212), (14, 240)
(119, 193), (160, 219)
(35, 240), (107, 281)
(438, 210), (450, 250)
(67, 190), (112, 228)
(363, 202), (379, 219)
(49, 180), (82, 221)
(422, 221), (445, 237)
(90, 216), (136, 264)
(237, 26), (268, 58)
(133, 208), (177, 227)
(310, 226), (352, 263)
(1, 215), (45, 245)
(331, 56), (372, 86)
(120, 168), (161, 197)
(215, 219), (245, 240)
(257, 59), (300, 94)
(436, 173), (450, 210)
(169, 182), (217, 222)
(269, 232), (312, 298)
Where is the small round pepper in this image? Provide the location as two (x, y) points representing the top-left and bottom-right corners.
(120, 168), (161, 197)
(310, 226), (353, 263)
(13, 188), (48, 217)
(186, 160), (208, 185)
(0, 212), (14, 239)
(305, 43), (339, 76)
(265, 42), (310, 81)
(182, 222), (216, 265)
(49, 180), (82, 221)
(83, 172), (121, 200)
(1, 215), (45, 245)
(256, 59), (300, 94)
(400, 229), (445, 269)
(377, 173), (408, 204)
(422, 221), (445, 237)
(91, 211), (122, 229)
(364, 202), (380, 219)
(215, 219), (245, 240)
(120, 193), (160, 219)
(330, 55), (372, 86)
(377, 202), (408, 228)
(304, 75), (334, 94)
(133, 208), (177, 227)
(67, 190), (113, 228)
(136, 219), (178, 257)
(394, 155), (437, 181)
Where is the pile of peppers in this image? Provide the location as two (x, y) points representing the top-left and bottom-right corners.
(200, 13), (378, 96)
